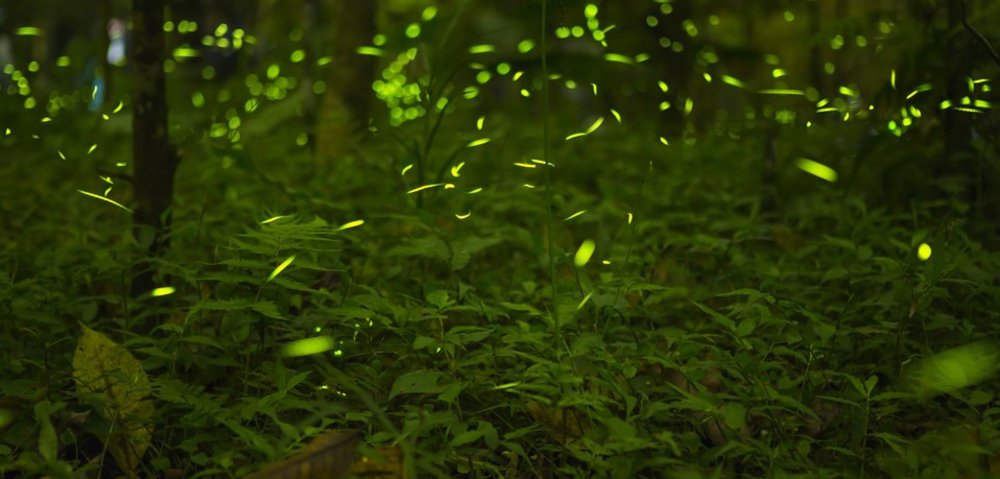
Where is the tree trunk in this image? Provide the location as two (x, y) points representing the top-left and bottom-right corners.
(941, 0), (974, 198)
(130, 0), (179, 326)
(315, 0), (378, 163)
(808, 0), (824, 95)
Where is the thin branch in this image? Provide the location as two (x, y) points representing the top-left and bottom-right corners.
(962, 0), (1000, 69)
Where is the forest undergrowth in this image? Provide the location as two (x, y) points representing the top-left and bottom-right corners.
(1, 1), (999, 478)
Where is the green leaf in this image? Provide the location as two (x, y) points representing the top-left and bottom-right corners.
(389, 370), (445, 400)
(720, 403), (747, 430)
(445, 326), (493, 345)
(426, 290), (451, 309)
(692, 302), (735, 330)
(605, 417), (636, 439)
(450, 428), (483, 447)
(179, 335), (227, 351)
(438, 382), (465, 404)
(413, 336), (437, 350)
(735, 318), (756, 337)
(451, 236), (503, 271)
(251, 301), (284, 319)
(386, 236), (450, 262)
(34, 401), (59, 463)
(499, 302), (543, 317)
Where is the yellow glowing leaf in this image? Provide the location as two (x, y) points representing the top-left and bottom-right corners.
(721, 75), (747, 89)
(77, 190), (133, 213)
(172, 47), (200, 58)
(466, 138), (491, 148)
(757, 89), (805, 96)
(261, 215), (290, 224)
(795, 158), (838, 182)
(16, 27), (42, 36)
(267, 255), (295, 282)
(281, 336), (336, 358)
(584, 117), (604, 134)
(604, 53), (633, 64)
(407, 184), (443, 194)
(908, 341), (999, 397)
(151, 287), (175, 297)
(468, 44), (495, 54)
(356, 46), (384, 56)
(610, 109), (622, 123)
(906, 83), (932, 100)
(577, 292), (593, 310)
(566, 117), (604, 141)
(337, 219), (365, 231)
(493, 381), (521, 390)
(574, 240), (596, 267)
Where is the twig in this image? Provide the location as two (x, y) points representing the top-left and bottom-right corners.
(962, 0), (1000, 69)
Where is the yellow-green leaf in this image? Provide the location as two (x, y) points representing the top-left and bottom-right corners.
(574, 240), (596, 267)
(73, 324), (154, 478)
(267, 255), (296, 282)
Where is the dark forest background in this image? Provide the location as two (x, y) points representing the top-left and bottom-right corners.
(1, 0), (999, 477)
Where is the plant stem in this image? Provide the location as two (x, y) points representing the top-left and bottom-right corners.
(541, 0), (559, 331)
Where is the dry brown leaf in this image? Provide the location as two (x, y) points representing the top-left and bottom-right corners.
(350, 446), (406, 478)
(526, 400), (588, 443)
(246, 430), (361, 479)
(72, 324), (154, 478)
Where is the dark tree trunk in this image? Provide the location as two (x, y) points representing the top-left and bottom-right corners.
(315, 0), (378, 164)
(100, 0), (114, 108)
(808, 0), (824, 95)
(330, 0), (377, 131)
(650, 0), (695, 136)
(130, 0), (178, 325)
(941, 0), (974, 196)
